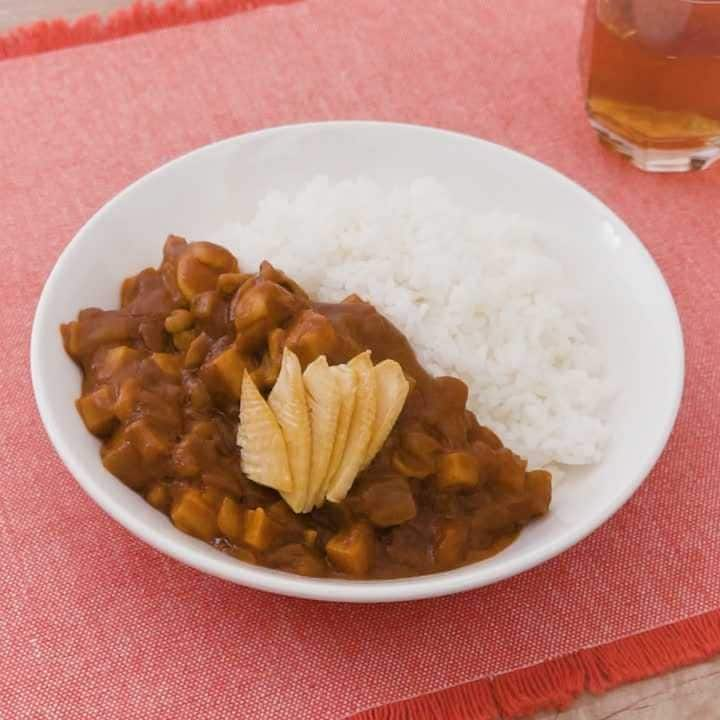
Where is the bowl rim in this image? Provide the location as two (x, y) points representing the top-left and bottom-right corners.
(31, 120), (685, 603)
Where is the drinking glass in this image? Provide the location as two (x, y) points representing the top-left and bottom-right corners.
(581, 0), (720, 171)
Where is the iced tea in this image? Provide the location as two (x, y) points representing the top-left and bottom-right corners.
(582, 0), (720, 171)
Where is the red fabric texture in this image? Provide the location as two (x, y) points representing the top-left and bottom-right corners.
(352, 612), (720, 719)
(1, 1), (720, 718)
(0, 0), (298, 60)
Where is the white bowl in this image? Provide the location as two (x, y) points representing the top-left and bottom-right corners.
(31, 122), (684, 603)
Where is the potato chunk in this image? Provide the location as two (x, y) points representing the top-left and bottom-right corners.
(76, 385), (116, 436)
(495, 448), (527, 493)
(267, 544), (325, 577)
(151, 353), (182, 379)
(436, 451), (481, 491)
(525, 469), (552, 515)
(171, 489), (218, 541)
(127, 418), (171, 463)
(205, 347), (249, 399)
(435, 519), (469, 569)
(145, 483), (170, 510)
(326, 522), (375, 576)
(98, 346), (140, 378)
(217, 496), (245, 544)
(101, 432), (143, 488)
(242, 507), (279, 551)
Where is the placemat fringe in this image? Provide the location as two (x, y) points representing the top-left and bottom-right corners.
(351, 610), (720, 719)
(0, 0), (297, 60)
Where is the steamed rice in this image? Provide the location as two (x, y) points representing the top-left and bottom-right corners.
(215, 177), (610, 467)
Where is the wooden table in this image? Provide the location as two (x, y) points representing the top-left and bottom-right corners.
(2, 1), (718, 718)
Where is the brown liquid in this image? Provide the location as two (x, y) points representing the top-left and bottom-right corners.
(583, 0), (720, 149)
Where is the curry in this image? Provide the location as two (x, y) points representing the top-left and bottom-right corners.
(61, 236), (551, 579)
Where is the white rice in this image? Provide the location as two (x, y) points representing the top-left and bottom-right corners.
(215, 176), (611, 468)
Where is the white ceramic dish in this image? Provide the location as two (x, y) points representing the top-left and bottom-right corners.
(31, 122), (684, 603)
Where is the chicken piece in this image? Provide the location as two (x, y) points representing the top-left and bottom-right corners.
(176, 241), (238, 301)
(233, 280), (299, 353)
(258, 260), (310, 302)
(356, 477), (417, 528)
(285, 310), (338, 367)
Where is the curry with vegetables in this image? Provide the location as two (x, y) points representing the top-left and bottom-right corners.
(61, 236), (551, 579)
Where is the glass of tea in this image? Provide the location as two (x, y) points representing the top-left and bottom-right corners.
(581, 0), (720, 171)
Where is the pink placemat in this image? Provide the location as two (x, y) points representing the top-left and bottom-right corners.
(2, 1), (720, 718)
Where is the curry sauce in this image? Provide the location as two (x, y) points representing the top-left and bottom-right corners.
(61, 236), (551, 579)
